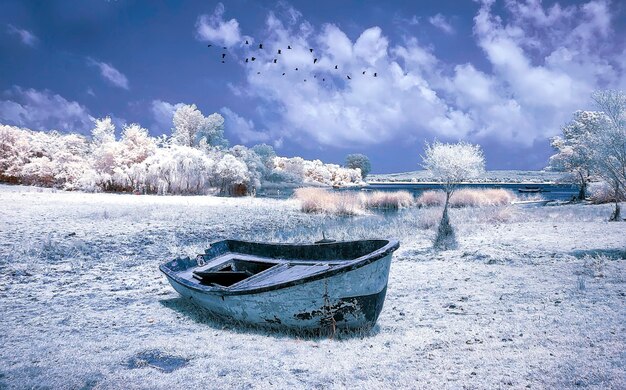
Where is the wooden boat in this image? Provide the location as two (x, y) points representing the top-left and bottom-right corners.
(160, 239), (399, 332)
(518, 186), (544, 193)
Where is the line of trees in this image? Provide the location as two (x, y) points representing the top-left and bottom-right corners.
(0, 104), (364, 195)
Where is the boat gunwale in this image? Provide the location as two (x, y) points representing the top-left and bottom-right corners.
(159, 239), (399, 296)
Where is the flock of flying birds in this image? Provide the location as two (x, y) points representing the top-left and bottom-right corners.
(207, 40), (378, 82)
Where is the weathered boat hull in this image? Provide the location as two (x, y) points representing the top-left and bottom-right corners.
(160, 239), (398, 332)
(165, 254), (391, 331)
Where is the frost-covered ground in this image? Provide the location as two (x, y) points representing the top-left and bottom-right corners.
(1, 184), (624, 389)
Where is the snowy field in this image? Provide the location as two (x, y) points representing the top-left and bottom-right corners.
(1, 184), (625, 389)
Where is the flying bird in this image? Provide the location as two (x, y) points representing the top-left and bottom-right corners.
(309, 48), (313, 53)
(251, 57), (256, 61)
(322, 78), (325, 81)
(304, 79), (307, 82)
(278, 49), (282, 54)
(257, 71), (261, 74)
(207, 44), (212, 47)
(334, 65), (338, 69)
(221, 60), (225, 63)
(362, 71), (366, 75)
(245, 40), (249, 44)
(273, 59), (277, 63)
(287, 45), (292, 49)
(313, 58), (318, 64)
(245, 58), (249, 63)
(282, 72), (286, 76)
(347, 75), (351, 80)
(295, 67), (298, 71)
(259, 43), (263, 49)
(374, 72), (377, 77)
(222, 53), (226, 59)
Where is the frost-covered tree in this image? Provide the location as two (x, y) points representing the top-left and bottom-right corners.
(172, 104), (205, 147)
(0, 125), (32, 182)
(49, 133), (90, 190)
(215, 154), (250, 195)
(590, 90), (626, 221)
(6, 129), (91, 189)
(230, 145), (263, 192)
(135, 145), (216, 195)
(91, 117), (116, 146)
(422, 141), (485, 249)
(119, 124), (157, 165)
(172, 104), (227, 148)
(116, 123), (157, 189)
(548, 111), (603, 200)
(345, 153), (371, 178)
(252, 143), (276, 171)
(198, 113), (227, 148)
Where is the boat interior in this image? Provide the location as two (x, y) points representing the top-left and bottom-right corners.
(172, 240), (392, 290)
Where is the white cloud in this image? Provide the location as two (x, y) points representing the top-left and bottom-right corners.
(0, 86), (94, 133)
(195, 2), (242, 47)
(220, 107), (270, 144)
(6, 24), (38, 46)
(150, 100), (184, 134)
(87, 58), (129, 90)
(463, 0), (624, 145)
(429, 14), (455, 35)
(223, 15), (469, 147)
(198, 1), (625, 151)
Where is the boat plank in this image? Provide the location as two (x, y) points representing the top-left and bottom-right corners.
(235, 265), (333, 289)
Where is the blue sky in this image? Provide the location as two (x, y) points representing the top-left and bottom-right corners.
(1, 0), (625, 173)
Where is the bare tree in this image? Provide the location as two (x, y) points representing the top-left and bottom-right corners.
(422, 141), (485, 249)
(590, 90), (626, 221)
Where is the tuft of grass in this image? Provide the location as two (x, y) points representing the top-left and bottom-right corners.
(417, 208), (442, 230)
(363, 191), (414, 210)
(416, 188), (516, 208)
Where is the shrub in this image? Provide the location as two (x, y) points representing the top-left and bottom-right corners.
(589, 181), (626, 204)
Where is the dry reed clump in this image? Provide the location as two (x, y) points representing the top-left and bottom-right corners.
(294, 188), (415, 215)
(294, 188), (364, 216)
(415, 190), (443, 207)
(364, 191), (414, 210)
(416, 188), (516, 208)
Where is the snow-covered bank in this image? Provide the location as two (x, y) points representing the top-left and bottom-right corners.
(0, 185), (624, 389)
(368, 170), (564, 184)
